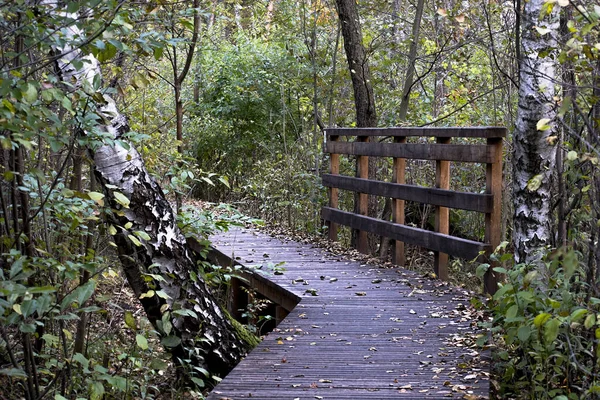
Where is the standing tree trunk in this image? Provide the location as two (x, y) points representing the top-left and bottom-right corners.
(334, 0), (376, 128)
(512, 0), (559, 264)
(335, 0), (379, 252)
(53, 9), (251, 382)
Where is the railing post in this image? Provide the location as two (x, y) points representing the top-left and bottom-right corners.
(327, 134), (340, 242)
(392, 136), (406, 266)
(484, 137), (503, 294)
(356, 135), (369, 254)
(434, 137), (450, 280)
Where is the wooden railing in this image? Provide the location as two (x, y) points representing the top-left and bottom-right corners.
(322, 127), (505, 294)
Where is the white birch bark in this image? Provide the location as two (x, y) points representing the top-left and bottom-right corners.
(512, 0), (559, 264)
(52, 6), (249, 378)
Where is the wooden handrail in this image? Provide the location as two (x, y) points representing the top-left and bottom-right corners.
(322, 127), (504, 294)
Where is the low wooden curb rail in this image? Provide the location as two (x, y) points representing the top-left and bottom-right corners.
(322, 126), (505, 294)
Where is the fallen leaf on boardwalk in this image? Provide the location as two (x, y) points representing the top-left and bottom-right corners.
(409, 309), (417, 314)
(277, 340), (284, 345)
(463, 374), (477, 380)
(291, 384), (301, 388)
(319, 379), (332, 383)
(355, 292), (367, 296)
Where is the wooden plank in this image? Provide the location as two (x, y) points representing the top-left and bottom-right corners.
(207, 227), (491, 400)
(484, 137), (503, 294)
(321, 174), (492, 213)
(434, 138), (451, 281)
(321, 207), (489, 259)
(326, 126), (507, 138)
(326, 141), (496, 163)
(356, 136), (369, 254)
(328, 135), (340, 241)
(392, 136), (406, 266)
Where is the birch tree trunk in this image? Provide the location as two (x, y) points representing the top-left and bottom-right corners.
(512, 0), (559, 264)
(54, 9), (250, 381)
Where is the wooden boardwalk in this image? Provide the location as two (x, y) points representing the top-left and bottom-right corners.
(207, 227), (489, 399)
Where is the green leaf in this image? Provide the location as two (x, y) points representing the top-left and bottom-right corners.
(570, 308), (587, 322)
(55, 395), (69, 400)
(544, 318), (560, 343)
(150, 358), (169, 370)
(0, 368), (28, 378)
(517, 325), (531, 342)
(73, 353), (89, 369)
(124, 311), (137, 330)
(506, 304), (519, 319)
(136, 334), (148, 350)
(76, 280), (96, 306)
(113, 192), (130, 208)
(89, 381), (105, 400)
(88, 191), (105, 206)
(128, 234), (142, 247)
(135, 231), (151, 241)
(536, 118), (551, 131)
(161, 335), (181, 348)
(534, 312), (552, 328)
(23, 82), (38, 102)
(139, 290), (155, 299)
(567, 150), (578, 161)
(527, 174), (543, 192)
(584, 314), (596, 329)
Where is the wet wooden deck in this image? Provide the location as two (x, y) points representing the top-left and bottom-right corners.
(206, 227), (489, 399)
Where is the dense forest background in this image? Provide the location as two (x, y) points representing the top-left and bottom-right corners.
(1, 0), (600, 398)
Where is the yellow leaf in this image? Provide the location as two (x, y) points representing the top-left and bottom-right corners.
(536, 118), (551, 131)
(13, 304), (22, 315)
(455, 14), (465, 23)
(437, 8), (447, 17)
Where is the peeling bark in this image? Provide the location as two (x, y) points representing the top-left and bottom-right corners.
(53, 8), (250, 380)
(512, 0), (559, 264)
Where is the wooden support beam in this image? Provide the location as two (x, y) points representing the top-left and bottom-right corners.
(434, 137), (450, 281)
(484, 137), (503, 294)
(328, 135), (340, 241)
(392, 136), (406, 266)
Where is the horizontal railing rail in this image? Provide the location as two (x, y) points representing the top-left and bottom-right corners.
(322, 126), (505, 293)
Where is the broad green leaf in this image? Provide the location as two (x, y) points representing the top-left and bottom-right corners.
(544, 318), (560, 343)
(0, 368), (27, 378)
(128, 234), (142, 247)
(113, 192), (130, 208)
(567, 150), (578, 161)
(136, 334), (148, 350)
(12, 304), (21, 315)
(139, 290), (155, 299)
(570, 308), (587, 322)
(76, 280), (96, 306)
(534, 312), (551, 328)
(536, 118), (551, 131)
(108, 225), (117, 235)
(89, 381), (105, 400)
(124, 311), (137, 330)
(517, 325), (531, 342)
(506, 304), (519, 319)
(88, 191), (105, 206)
(23, 82), (38, 102)
(155, 290), (170, 300)
(135, 231), (151, 241)
(73, 353), (89, 369)
(584, 314), (596, 329)
(161, 335), (181, 348)
(150, 358), (169, 370)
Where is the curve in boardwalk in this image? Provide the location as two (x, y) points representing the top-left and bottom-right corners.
(207, 227), (489, 400)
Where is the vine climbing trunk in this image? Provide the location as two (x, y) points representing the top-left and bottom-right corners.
(53, 8), (251, 381)
(512, 0), (559, 265)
